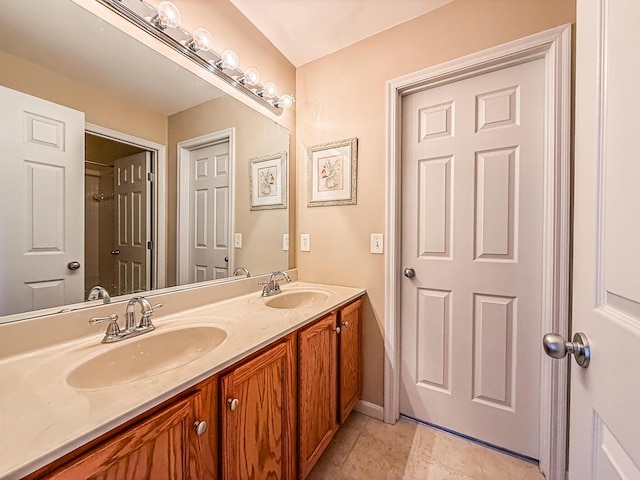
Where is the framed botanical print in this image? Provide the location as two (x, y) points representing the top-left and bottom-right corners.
(249, 151), (287, 210)
(307, 137), (357, 207)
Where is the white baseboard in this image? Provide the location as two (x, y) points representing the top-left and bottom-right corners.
(354, 400), (384, 422)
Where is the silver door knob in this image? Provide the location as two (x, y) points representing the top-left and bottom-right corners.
(193, 420), (208, 436)
(111, 249), (120, 255)
(403, 268), (416, 278)
(67, 261), (81, 270)
(227, 398), (239, 411)
(543, 332), (590, 368)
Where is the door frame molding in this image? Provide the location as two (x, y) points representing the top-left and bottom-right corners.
(176, 128), (236, 284)
(384, 24), (571, 479)
(85, 123), (167, 289)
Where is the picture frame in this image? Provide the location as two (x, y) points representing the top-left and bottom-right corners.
(249, 151), (288, 210)
(307, 137), (358, 207)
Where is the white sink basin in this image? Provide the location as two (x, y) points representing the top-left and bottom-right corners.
(66, 325), (227, 389)
(265, 290), (330, 309)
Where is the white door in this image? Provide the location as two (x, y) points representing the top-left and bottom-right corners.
(114, 152), (150, 296)
(188, 141), (231, 282)
(0, 85), (84, 316)
(400, 58), (545, 458)
(567, 0), (640, 477)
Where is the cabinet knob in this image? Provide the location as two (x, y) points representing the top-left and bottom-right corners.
(193, 420), (208, 436)
(227, 398), (239, 411)
(342, 321), (349, 328)
(335, 326), (341, 334)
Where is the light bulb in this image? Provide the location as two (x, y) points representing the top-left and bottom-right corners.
(187, 28), (213, 52)
(150, 1), (181, 29)
(243, 68), (260, 86)
(215, 49), (239, 70)
(262, 81), (278, 98)
(276, 93), (295, 109)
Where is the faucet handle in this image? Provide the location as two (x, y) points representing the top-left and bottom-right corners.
(90, 313), (120, 336)
(137, 303), (162, 329)
(90, 313), (118, 324)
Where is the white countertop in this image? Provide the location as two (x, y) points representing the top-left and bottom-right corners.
(0, 281), (365, 479)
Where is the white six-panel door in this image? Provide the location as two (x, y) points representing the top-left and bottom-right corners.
(188, 141), (230, 282)
(569, 0), (640, 477)
(400, 58), (545, 458)
(0, 85), (84, 316)
(114, 152), (150, 296)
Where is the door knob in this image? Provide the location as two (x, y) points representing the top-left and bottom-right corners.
(67, 261), (81, 271)
(111, 249), (120, 255)
(193, 420), (208, 436)
(403, 268), (415, 278)
(543, 332), (590, 368)
(227, 398), (239, 411)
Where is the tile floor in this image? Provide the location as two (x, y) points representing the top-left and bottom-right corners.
(308, 412), (544, 480)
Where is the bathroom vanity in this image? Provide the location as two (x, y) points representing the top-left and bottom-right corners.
(0, 276), (364, 480)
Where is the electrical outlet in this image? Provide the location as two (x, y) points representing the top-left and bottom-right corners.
(371, 233), (384, 254)
(283, 233), (289, 251)
(234, 233), (242, 248)
(300, 233), (310, 252)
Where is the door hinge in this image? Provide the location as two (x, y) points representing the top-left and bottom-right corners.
(147, 172), (154, 182)
(147, 241), (153, 250)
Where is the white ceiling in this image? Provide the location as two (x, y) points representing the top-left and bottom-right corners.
(229, 0), (456, 67)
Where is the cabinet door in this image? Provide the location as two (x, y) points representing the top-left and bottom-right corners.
(339, 299), (362, 423)
(191, 379), (218, 479)
(298, 313), (339, 478)
(220, 338), (296, 480)
(48, 394), (198, 480)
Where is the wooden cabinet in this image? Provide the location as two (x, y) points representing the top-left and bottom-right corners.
(220, 336), (296, 480)
(33, 379), (218, 480)
(298, 312), (339, 479)
(298, 299), (363, 478)
(28, 296), (362, 480)
(338, 298), (362, 423)
(48, 396), (195, 480)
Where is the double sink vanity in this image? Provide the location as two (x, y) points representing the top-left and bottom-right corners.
(0, 272), (365, 479)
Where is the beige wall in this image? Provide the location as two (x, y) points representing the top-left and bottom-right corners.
(295, 0), (576, 406)
(167, 95), (290, 285)
(0, 50), (167, 144)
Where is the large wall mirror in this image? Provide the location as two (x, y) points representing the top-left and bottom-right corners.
(0, 0), (290, 323)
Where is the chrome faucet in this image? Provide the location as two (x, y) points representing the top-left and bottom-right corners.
(124, 296), (157, 332)
(90, 296), (162, 344)
(87, 285), (111, 304)
(233, 266), (251, 278)
(260, 271), (291, 297)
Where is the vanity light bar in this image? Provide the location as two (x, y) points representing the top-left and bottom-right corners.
(96, 0), (294, 115)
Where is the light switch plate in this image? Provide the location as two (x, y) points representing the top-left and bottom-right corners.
(371, 233), (383, 254)
(300, 233), (310, 252)
(234, 233), (242, 248)
(283, 233), (289, 251)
